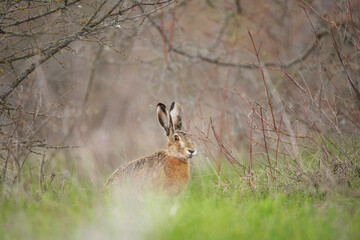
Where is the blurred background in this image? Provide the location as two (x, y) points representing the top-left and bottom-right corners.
(1, 0), (360, 191)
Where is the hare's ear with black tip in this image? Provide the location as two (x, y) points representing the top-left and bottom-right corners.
(157, 103), (173, 136)
(170, 102), (182, 130)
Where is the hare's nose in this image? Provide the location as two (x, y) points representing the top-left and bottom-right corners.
(187, 149), (197, 157)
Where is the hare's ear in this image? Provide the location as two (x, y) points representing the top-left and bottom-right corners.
(170, 102), (182, 130)
(157, 103), (172, 136)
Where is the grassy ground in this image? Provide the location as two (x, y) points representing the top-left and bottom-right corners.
(1, 171), (360, 240)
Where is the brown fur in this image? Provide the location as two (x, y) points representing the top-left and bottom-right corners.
(106, 102), (196, 196)
(162, 156), (190, 196)
(106, 151), (190, 195)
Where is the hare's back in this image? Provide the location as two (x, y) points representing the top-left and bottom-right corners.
(107, 150), (167, 188)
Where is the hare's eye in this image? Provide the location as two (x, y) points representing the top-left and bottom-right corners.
(174, 135), (179, 141)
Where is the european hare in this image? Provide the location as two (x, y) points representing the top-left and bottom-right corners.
(106, 102), (197, 196)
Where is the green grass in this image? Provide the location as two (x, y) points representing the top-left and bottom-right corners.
(1, 173), (360, 240)
(153, 193), (360, 240)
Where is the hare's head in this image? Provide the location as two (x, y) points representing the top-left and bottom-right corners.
(157, 102), (197, 160)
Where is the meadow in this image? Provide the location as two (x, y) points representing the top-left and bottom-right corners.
(1, 166), (359, 240)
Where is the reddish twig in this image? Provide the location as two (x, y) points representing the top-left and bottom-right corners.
(248, 29), (276, 129)
(249, 106), (255, 172)
(210, 117), (246, 176)
(275, 105), (284, 169)
(160, 9), (169, 66)
(168, 0), (178, 50)
(259, 106), (274, 179)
